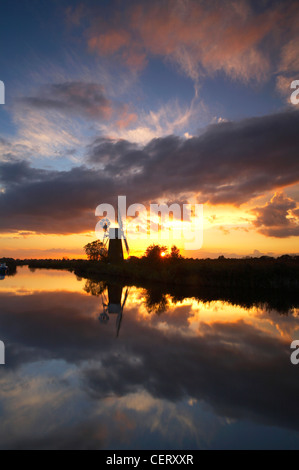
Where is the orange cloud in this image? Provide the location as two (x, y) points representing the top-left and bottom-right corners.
(116, 111), (137, 129)
(89, 30), (131, 55)
(89, 27), (147, 71)
(252, 192), (299, 238)
(83, 0), (285, 82)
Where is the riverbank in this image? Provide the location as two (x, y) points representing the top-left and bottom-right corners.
(12, 255), (299, 288)
(2, 256), (299, 313)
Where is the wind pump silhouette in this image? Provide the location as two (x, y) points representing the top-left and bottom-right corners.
(99, 284), (129, 337)
(100, 208), (129, 263)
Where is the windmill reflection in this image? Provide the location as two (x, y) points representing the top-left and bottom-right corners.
(99, 284), (129, 337)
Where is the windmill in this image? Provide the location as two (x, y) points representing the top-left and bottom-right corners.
(99, 284), (129, 337)
(99, 208), (129, 262)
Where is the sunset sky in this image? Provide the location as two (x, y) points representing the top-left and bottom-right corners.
(0, 0), (299, 259)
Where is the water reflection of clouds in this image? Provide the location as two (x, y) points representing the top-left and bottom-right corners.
(130, 292), (297, 343)
(0, 270), (299, 448)
(0, 266), (86, 295)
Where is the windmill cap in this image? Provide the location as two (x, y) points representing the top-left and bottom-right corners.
(109, 227), (122, 239)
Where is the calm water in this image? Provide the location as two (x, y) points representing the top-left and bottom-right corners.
(0, 266), (299, 450)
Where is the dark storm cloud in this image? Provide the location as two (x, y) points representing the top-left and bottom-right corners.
(0, 162), (116, 234)
(87, 109), (299, 205)
(87, 137), (142, 173)
(0, 290), (298, 436)
(18, 82), (112, 120)
(252, 192), (299, 238)
(1, 109), (299, 234)
(0, 160), (49, 185)
(3, 422), (106, 451)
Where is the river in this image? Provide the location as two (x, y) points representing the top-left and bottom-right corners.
(0, 266), (298, 449)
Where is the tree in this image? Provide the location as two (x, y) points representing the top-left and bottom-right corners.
(144, 244), (168, 263)
(143, 288), (169, 315)
(169, 245), (183, 260)
(84, 240), (108, 261)
(84, 279), (106, 296)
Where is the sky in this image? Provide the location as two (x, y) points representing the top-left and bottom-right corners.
(0, 0), (298, 259)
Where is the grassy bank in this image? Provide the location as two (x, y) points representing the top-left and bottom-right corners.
(16, 255), (299, 289)
(3, 256), (298, 313)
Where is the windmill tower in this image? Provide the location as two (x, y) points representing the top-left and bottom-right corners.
(99, 284), (129, 337)
(100, 208), (129, 263)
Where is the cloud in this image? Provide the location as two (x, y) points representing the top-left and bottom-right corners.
(11, 81), (138, 158)
(115, 104), (138, 129)
(278, 1), (299, 74)
(10, 105), (82, 159)
(87, 137), (140, 171)
(75, 0), (294, 84)
(252, 192), (299, 238)
(0, 109), (299, 234)
(0, 160), (118, 234)
(87, 109), (299, 205)
(0, 160), (50, 185)
(99, 96), (205, 145)
(0, 138), (33, 163)
(218, 225), (249, 236)
(276, 75), (295, 102)
(19, 82), (113, 120)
